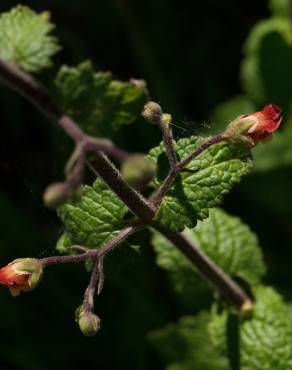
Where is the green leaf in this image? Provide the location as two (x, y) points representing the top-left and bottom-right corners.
(0, 5), (60, 72)
(152, 209), (265, 307)
(55, 61), (147, 136)
(269, 0), (291, 18)
(149, 137), (252, 231)
(241, 18), (292, 106)
(149, 312), (230, 370)
(56, 179), (128, 252)
(253, 128), (292, 171)
(209, 286), (292, 370)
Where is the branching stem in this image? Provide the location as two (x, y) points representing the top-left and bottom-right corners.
(0, 57), (253, 312)
(40, 225), (141, 267)
(151, 134), (228, 208)
(0, 58), (154, 222)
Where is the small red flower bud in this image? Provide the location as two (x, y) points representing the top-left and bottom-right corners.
(0, 258), (43, 296)
(224, 104), (282, 146)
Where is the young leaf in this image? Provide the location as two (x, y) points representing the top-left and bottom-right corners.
(209, 286), (292, 370)
(149, 312), (230, 370)
(0, 5), (60, 72)
(149, 137), (252, 231)
(56, 179), (128, 252)
(152, 209), (265, 305)
(55, 61), (147, 136)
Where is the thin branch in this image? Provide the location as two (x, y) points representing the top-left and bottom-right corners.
(151, 134), (228, 209)
(153, 223), (252, 311)
(150, 167), (177, 208)
(159, 120), (177, 168)
(0, 60), (130, 162)
(97, 258), (105, 295)
(83, 258), (100, 312)
(85, 136), (129, 163)
(0, 58), (253, 312)
(40, 225), (142, 267)
(177, 134), (227, 170)
(0, 58), (154, 222)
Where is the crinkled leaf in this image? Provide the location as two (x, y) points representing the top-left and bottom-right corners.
(209, 286), (292, 370)
(0, 5), (60, 72)
(149, 312), (230, 370)
(55, 61), (147, 136)
(241, 18), (292, 105)
(149, 137), (252, 231)
(56, 179), (127, 252)
(152, 209), (265, 307)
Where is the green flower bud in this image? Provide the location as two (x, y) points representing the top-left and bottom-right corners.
(76, 306), (101, 337)
(142, 101), (162, 124)
(121, 154), (155, 189)
(43, 182), (70, 209)
(43, 182), (82, 208)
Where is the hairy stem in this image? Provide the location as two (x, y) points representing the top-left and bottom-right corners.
(151, 134), (228, 208)
(0, 58), (153, 221)
(159, 121), (177, 168)
(177, 134), (227, 169)
(40, 225), (141, 267)
(0, 58), (252, 312)
(150, 167), (177, 208)
(154, 223), (252, 310)
(83, 258), (100, 312)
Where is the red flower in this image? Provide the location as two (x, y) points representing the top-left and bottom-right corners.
(245, 104), (282, 144)
(224, 104), (282, 146)
(0, 259), (43, 296)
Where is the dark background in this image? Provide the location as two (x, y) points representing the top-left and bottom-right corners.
(0, 1), (291, 370)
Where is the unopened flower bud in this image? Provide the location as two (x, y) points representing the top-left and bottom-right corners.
(43, 182), (70, 208)
(142, 101), (162, 124)
(43, 182), (82, 208)
(121, 154), (155, 189)
(0, 258), (43, 296)
(76, 306), (101, 337)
